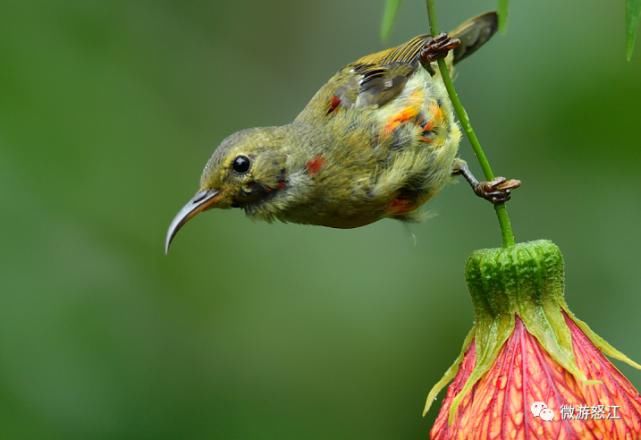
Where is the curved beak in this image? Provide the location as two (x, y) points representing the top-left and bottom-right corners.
(165, 189), (220, 254)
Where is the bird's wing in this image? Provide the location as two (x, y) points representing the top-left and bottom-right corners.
(296, 36), (427, 123)
(296, 12), (497, 122)
(347, 36), (428, 108)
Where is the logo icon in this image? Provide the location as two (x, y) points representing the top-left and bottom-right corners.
(531, 401), (554, 421)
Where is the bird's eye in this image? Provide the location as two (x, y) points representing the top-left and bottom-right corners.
(232, 155), (251, 173)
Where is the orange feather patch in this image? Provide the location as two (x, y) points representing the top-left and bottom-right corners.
(383, 107), (420, 135)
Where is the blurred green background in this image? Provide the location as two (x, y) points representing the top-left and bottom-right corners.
(1, 0), (640, 438)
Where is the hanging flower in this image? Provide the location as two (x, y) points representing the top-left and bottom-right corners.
(425, 240), (641, 439)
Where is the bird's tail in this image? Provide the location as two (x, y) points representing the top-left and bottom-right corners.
(450, 12), (499, 65)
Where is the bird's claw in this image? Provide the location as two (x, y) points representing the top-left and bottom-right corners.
(420, 33), (461, 66)
(474, 177), (522, 204)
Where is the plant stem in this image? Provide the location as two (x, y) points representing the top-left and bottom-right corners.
(425, 0), (516, 247)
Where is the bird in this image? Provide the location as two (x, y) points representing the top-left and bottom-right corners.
(165, 11), (520, 253)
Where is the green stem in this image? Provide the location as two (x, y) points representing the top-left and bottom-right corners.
(426, 0), (516, 247)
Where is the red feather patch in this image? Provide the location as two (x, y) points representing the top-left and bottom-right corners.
(327, 95), (341, 115)
(306, 155), (325, 175)
(387, 198), (415, 215)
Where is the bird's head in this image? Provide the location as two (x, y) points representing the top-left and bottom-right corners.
(165, 127), (291, 253)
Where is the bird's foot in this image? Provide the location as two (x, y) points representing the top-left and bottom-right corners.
(420, 33), (461, 70)
(452, 159), (521, 205)
(473, 177), (522, 204)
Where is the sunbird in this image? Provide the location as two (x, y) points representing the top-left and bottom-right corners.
(165, 12), (519, 253)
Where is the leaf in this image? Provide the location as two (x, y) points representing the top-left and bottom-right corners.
(627, 0), (641, 60)
(380, 0), (402, 42)
(498, 0), (509, 33)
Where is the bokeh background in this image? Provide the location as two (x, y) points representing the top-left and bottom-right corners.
(1, 0), (640, 438)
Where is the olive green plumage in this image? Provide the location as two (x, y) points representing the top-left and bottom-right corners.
(172, 12), (498, 236)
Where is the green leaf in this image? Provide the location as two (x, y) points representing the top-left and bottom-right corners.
(498, 0), (509, 32)
(380, 0), (402, 42)
(627, 0), (641, 60)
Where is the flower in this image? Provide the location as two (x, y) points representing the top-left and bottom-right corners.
(425, 240), (641, 439)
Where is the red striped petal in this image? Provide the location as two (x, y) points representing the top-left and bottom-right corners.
(431, 316), (641, 439)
